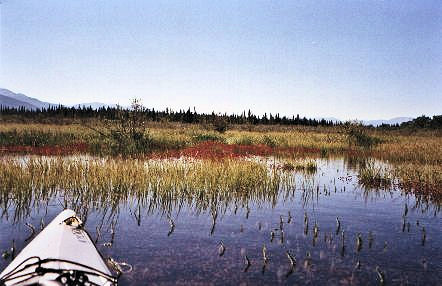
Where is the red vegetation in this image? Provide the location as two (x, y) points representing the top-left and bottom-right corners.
(0, 143), (89, 156)
(151, 141), (273, 159)
(0, 141), (323, 159)
(150, 141), (322, 160)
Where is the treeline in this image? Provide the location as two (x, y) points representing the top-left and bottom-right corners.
(1, 105), (440, 129)
(0, 105), (338, 127)
(377, 115), (442, 130)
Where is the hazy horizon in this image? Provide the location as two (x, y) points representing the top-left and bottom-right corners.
(1, 1), (441, 121)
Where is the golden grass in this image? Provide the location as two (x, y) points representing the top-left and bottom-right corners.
(393, 163), (442, 194)
(356, 159), (441, 203)
(373, 135), (442, 165)
(0, 156), (293, 215)
(1, 122), (438, 161)
(0, 123), (348, 153)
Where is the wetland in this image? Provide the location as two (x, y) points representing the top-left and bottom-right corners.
(0, 155), (441, 285)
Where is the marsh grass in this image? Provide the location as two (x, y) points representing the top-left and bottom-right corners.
(280, 159), (318, 174)
(3, 122), (436, 162)
(0, 157), (294, 217)
(0, 129), (78, 146)
(393, 163), (442, 200)
(0, 123), (349, 155)
(0, 123), (441, 197)
(356, 160), (441, 203)
(192, 132), (225, 143)
(357, 160), (394, 190)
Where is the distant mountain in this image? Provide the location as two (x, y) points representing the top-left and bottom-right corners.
(363, 117), (413, 126)
(0, 88), (58, 109)
(0, 88), (122, 110)
(0, 94), (37, 110)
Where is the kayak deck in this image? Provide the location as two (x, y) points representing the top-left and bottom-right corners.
(0, 210), (116, 285)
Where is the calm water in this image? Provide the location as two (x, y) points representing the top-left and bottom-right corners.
(1, 158), (441, 285)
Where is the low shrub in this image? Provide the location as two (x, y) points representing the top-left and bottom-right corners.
(346, 124), (382, 149)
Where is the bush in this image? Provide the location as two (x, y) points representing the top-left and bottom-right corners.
(104, 99), (152, 156)
(346, 124), (382, 149)
(213, 117), (229, 133)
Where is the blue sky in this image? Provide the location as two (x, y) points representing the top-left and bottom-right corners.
(1, 0), (441, 120)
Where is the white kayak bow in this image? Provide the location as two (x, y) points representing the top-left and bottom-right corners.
(0, 209), (117, 286)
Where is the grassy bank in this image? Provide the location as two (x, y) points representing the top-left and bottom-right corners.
(0, 122), (440, 162)
(0, 122), (348, 155)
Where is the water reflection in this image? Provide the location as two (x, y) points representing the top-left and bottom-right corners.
(1, 157), (441, 285)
